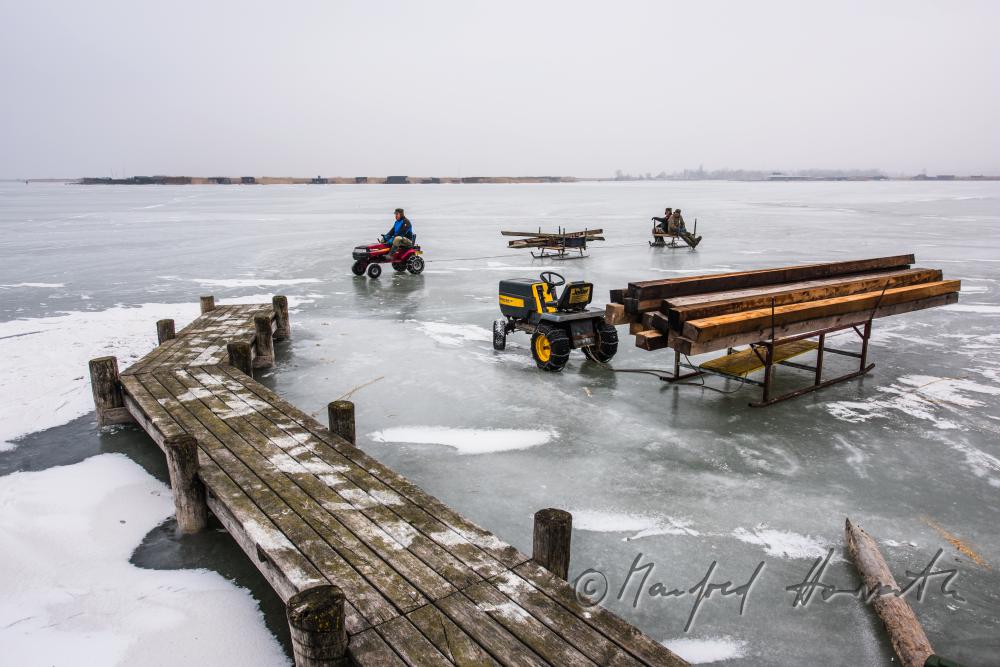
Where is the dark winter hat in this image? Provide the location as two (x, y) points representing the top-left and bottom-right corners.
(394, 208), (405, 215)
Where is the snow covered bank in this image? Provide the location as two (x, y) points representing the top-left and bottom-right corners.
(0, 454), (288, 666)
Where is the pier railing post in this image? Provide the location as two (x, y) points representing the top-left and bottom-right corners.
(89, 356), (132, 426)
(327, 401), (355, 445)
(156, 318), (176, 345)
(163, 434), (208, 533)
(273, 295), (291, 340)
(254, 314), (275, 367)
(227, 341), (254, 376)
(533, 508), (572, 580)
(200, 295), (216, 314)
(286, 585), (348, 666)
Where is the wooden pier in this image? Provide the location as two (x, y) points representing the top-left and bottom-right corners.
(90, 296), (687, 666)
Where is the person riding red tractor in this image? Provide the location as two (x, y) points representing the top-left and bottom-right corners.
(352, 208), (425, 278)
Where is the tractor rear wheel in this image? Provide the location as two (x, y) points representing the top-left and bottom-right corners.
(352, 261), (367, 276)
(531, 325), (570, 372)
(366, 263), (382, 279)
(493, 318), (507, 351)
(583, 319), (618, 363)
(407, 255), (425, 274)
(392, 262), (406, 272)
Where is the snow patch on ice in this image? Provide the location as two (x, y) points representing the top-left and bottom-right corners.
(412, 320), (493, 346)
(0, 455), (291, 666)
(369, 426), (556, 455)
(731, 525), (834, 560)
(572, 510), (700, 540)
(944, 304), (1000, 314)
(663, 636), (748, 663)
(190, 277), (322, 288)
(0, 282), (65, 289)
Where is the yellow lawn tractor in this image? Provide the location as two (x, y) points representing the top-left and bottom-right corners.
(493, 271), (618, 372)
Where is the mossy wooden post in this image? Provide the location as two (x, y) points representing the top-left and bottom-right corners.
(286, 585), (348, 666)
(227, 341), (253, 376)
(164, 434), (208, 533)
(533, 508), (572, 580)
(156, 318), (176, 345)
(200, 295), (216, 314)
(328, 401), (355, 445)
(273, 295), (291, 340)
(254, 314), (275, 367)
(89, 356), (131, 426)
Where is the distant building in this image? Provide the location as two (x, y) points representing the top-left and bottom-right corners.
(386, 176), (410, 184)
(241, 176), (256, 184)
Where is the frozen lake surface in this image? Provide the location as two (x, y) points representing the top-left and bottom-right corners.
(1, 181), (998, 665)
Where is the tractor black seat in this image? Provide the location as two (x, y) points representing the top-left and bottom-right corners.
(555, 281), (594, 312)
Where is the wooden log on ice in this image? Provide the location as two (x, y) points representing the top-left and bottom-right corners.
(89, 356), (133, 426)
(253, 314), (275, 368)
(629, 254), (916, 302)
(227, 341), (254, 376)
(533, 508), (572, 580)
(156, 318), (176, 344)
(200, 295), (216, 314)
(665, 268), (943, 330)
(164, 434), (208, 533)
(327, 400), (356, 445)
(286, 584), (349, 666)
(273, 295), (291, 340)
(845, 519), (933, 667)
(682, 280), (960, 343)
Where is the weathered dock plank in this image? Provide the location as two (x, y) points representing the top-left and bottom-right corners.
(92, 297), (687, 666)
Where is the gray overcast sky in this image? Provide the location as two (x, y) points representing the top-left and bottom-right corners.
(1, 1), (998, 178)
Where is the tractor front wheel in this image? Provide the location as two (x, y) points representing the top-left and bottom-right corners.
(531, 326), (571, 372)
(367, 263), (382, 279)
(352, 261), (367, 276)
(392, 262), (407, 272)
(493, 318), (507, 351)
(407, 255), (425, 274)
(582, 319), (619, 363)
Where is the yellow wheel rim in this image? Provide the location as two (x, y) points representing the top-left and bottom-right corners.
(535, 334), (551, 363)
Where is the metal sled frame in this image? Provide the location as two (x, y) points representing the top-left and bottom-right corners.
(658, 319), (876, 407)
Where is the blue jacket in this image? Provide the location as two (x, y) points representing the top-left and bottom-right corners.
(384, 216), (413, 244)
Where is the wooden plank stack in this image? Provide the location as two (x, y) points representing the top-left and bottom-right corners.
(606, 255), (960, 355)
(502, 228), (605, 249)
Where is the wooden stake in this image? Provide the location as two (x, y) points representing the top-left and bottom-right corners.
(254, 314), (275, 368)
(845, 519), (934, 667)
(327, 401), (355, 445)
(286, 585), (348, 666)
(164, 434), (208, 533)
(533, 508), (572, 580)
(273, 295), (291, 340)
(156, 318), (176, 344)
(200, 295), (216, 314)
(89, 356), (132, 426)
(227, 341), (253, 376)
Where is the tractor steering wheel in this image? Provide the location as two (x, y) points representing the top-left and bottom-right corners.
(539, 271), (565, 288)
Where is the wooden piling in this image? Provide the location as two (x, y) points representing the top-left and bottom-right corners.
(273, 295), (291, 340)
(533, 508), (572, 580)
(286, 585), (348, 666)
(845, 519), (934, 667)
(227, 341), (253, 376)
(327, 401), (355, 445)
(89, 356), (132, 426)
(200, 295), (216, 314)
(156, 318), (176, 344)
(254, 314), (275, 367)
(164, 434), (208, 533)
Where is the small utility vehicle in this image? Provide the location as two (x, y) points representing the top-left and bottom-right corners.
(493, 271), (618, 371)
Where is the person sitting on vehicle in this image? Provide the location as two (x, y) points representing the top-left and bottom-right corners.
(383, 208), (414, 257)
(651, 208), (673, 234)
(669, 209), (702, 248)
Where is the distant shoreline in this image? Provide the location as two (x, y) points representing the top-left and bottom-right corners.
(9, 174), (1000, 185)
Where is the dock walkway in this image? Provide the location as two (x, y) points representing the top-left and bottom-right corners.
(90, 296), (687, 666)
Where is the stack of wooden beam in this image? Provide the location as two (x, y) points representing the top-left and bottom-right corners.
(605, 254), (960, 355)
(501, 228), (605, 249)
